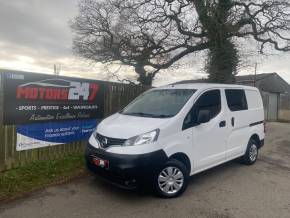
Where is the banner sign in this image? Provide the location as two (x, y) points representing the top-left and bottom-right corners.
(3, 71), (105, 125)
(16, 119), (98, 151)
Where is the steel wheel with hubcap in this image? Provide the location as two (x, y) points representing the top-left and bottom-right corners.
(158, 166), (184, 195)
(242, 139), (259, 165)
(249, 144), (258, 162)
(154, 159), (189, 198)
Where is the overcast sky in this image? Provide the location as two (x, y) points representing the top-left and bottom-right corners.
(1, 0), (290, 86)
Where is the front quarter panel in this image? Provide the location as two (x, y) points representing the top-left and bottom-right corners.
(159, 126), (194, 175)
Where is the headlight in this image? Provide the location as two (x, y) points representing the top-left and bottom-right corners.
(93, 131), (97, 139)
(123, 129), (160, 146)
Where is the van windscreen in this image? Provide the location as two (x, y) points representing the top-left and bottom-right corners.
(120, 89), (196, 118)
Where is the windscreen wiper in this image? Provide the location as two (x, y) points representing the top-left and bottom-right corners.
(151, 114), (173, 118)
(123, 112), (155, 117)
(123, 112), (172, 118)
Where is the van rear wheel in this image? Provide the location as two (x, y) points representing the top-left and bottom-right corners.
(153, 159), (189, 198)
(241, 139), (259, 165)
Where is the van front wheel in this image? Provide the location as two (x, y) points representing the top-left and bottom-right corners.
(153, 159), (189, 198)
(242, 139), (259, 165)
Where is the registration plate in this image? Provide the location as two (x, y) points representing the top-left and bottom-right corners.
(91, 156), (109, 169)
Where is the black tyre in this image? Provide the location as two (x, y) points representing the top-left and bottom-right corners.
(153, 159), (189, 198)
(241, 139), (259, 165)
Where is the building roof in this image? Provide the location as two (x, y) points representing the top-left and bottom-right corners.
(175, 73), (290, 94)
(235, 73), (276, 83)
(157, 83), (258, 91)
(236, 73), (290, 93)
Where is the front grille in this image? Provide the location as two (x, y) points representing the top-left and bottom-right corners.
(96, 133), (126, 149)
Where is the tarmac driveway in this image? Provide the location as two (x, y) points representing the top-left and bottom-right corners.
(0, 122), (290, 218)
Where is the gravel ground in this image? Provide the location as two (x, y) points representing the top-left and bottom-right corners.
(0, 122), (290, 218)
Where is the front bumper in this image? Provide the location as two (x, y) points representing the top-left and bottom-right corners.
(85, 143), (168, 189)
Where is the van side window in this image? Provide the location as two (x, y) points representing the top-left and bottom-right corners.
(225, 89), (248, 111)
(183, 90), (221, 130)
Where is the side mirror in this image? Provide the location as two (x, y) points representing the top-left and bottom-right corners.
(196, 109), (210, 125)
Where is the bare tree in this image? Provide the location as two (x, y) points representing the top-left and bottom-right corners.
(104, 64), (139, 85)
(71, 0), (290, 84)
(70, 0), (208, 85)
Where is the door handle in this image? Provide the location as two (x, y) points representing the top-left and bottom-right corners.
(219, 120), (226, 127)
(231, 117), (235, 127)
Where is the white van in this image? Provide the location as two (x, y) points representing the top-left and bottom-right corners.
(86, 83), (265, 198)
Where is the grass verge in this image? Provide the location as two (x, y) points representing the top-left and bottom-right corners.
(0, 155), (87, 202)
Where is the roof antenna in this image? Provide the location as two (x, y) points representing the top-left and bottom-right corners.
(254, 63), (257, 87)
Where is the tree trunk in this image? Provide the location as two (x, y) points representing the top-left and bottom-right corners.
(206, 38), (238, 84)
(135, 65), (153, 86)
(195, 0), (238, 84)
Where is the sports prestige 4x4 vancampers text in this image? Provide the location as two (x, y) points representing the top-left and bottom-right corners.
(85, 83), (265, 198)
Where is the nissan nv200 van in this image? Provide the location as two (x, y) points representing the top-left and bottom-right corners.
(85, 84), (265, 198)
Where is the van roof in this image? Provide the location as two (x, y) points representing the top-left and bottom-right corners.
(156, 83), (258, 91)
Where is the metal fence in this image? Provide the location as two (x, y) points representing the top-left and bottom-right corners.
(278, 93), (290, 121)
(0, 80), (149, 171)
(261, 91), (290, 122)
